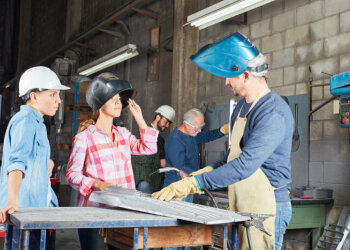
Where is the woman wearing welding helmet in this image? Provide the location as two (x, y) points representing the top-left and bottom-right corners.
(66, 72), (158, 250)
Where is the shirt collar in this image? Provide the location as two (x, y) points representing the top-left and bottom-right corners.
(88, 124), (118, 134)
(20, 105), (44, 123)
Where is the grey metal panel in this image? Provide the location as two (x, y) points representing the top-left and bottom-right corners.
(89, 186), (250, 225)
(287, 94), (309, 188)
(10, 207), (179, 230)
(202, 103), (231, 166)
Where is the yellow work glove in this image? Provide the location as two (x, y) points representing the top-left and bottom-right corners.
(152, 176), (200, 201)
(190, 166), (214, 176)
(220, 123), (230, 135)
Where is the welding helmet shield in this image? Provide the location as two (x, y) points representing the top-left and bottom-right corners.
(190, 32), (260, 78)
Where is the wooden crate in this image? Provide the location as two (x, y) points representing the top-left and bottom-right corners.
(104, 225), (214, 249)
(75, 82), (90, 104)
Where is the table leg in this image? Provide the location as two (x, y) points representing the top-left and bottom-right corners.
(223, 224), (228, 250)
(4, 224), (12, 250)
(143, 227), (148, 250)
(11, 228), (21, 250)
(40, 230), (46, 250)
(133, 228), (139, 250)
(232, 224), (238, 250)
(22, 230), (30, 250)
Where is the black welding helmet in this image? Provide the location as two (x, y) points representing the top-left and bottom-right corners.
(86, 73), (137, 110)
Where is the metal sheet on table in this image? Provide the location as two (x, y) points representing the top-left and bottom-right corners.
(89, 186), (250, 225)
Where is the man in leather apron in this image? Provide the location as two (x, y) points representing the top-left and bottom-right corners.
(152, 32), (294, 250)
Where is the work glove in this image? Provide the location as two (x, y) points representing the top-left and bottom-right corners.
(152, 176), (200, 201)
(220, 123), (230, 135)
(190, 166), (214, 176)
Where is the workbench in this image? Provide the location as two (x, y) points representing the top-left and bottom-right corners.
(194, 193), (333, 249)
(4, 206), (247, 250)
(287, 198), (333, 249)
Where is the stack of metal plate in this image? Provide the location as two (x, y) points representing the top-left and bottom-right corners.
(89, 186), (250, 225)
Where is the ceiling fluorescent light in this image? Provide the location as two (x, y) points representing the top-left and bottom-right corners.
(187, 0), (276, 30)
(78, 44), (139, 76)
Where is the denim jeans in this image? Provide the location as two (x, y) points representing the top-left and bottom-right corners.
(29, 229), (53, 250)
(275, 201), (292, 250)
(136, 181), (156, 194)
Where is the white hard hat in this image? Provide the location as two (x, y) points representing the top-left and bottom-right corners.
(19, 66), (70, 97)
(155, 105), (175, 123)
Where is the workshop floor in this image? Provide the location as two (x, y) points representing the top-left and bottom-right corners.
(55, 229), (80, 250)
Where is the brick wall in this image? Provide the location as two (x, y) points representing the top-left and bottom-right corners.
(197, 0), (350, 206)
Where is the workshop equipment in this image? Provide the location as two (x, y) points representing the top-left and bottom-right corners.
(339, 95), (350, 127)
(330, 71), (350, 96)
(315, 214), (350, 250)
(150, 167), (190, 179)
(292, 103), (300, 152)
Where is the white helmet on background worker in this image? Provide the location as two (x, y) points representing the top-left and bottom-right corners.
(19, 66), (70, 97)
(155, 105), (175, 123)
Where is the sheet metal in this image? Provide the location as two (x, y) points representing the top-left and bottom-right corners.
(89, 186), (250, 225)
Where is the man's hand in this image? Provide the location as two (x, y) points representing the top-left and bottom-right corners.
(48, 159), (54, 177)
(220, 123), (230, 135)
(92, 180), (112, 191)
(0, 204), (18, 224)
(152, 177), (200, 201)
(190, 166), (214, 176)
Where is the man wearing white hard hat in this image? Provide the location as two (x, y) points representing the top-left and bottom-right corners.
(132, 105), (175, 193)
(0, 66), (69, 248)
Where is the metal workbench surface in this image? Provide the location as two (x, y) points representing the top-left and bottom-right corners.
(9, 207), (181, 230)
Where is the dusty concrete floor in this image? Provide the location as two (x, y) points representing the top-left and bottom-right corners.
(55, 229), (80, 250)
(0, 229), (82, 250)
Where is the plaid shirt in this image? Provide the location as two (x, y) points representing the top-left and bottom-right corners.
(66, 124), (158, 206)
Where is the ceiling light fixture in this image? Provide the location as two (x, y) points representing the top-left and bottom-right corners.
(77, 44), (139, 76)
(187, 0), (276, 30)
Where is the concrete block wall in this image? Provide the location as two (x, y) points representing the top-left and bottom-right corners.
(197, 0), (350, 206)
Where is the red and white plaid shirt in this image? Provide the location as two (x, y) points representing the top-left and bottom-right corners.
(66, 125), (158, 206)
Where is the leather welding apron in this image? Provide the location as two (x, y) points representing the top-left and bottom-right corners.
(227, 87), (276, 250)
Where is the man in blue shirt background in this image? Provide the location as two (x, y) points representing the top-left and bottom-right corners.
(153, 32), (293, 250)
(163, 108), (229, 202)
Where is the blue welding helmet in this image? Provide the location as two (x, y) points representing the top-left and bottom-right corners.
(190, 32), (260, 78)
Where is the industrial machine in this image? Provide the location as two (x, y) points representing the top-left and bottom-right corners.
(339, 95), (350, 127)
(330, 70), (350, 127)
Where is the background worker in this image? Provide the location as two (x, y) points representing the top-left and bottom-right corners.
(152, 32), (293, 250)
(0, 66), (70, 248)
(163, 108), (229, 202)
(66, 72), (158, 250)
(132, 105), (175, 193)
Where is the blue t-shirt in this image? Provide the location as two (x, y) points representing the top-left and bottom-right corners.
(196, 91), (294, 202)
(163, 128), (224, 187)
(0, 105), (58, 208)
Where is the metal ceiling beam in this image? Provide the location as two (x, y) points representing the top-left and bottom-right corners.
(98, 28), (123, 38)
(132, 7), (158, 20)
(2, 0), (151, 89)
